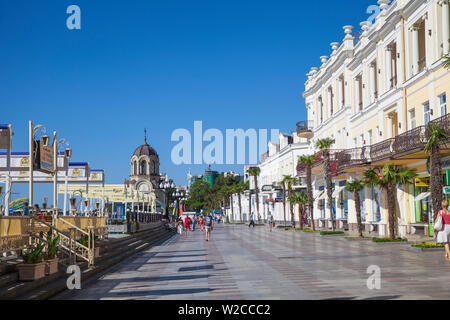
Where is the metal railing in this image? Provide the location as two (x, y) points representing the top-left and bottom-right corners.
(369, 138), (395, 163)
(336, 147), (370, 169)
(392, 125), (427, 157)
(296, 120), (314, 133)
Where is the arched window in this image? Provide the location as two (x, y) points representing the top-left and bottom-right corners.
(133, 161), (137, 175)
(140, 160), (147, 175)
(151, 160), (156, 174)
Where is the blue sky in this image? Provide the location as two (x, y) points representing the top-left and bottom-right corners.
(1, 0), (375, 203)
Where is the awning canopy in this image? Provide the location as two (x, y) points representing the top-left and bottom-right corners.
(315, 190), (326, 201)
(415, 192), (431, 202)
(332, 186), (345, 198)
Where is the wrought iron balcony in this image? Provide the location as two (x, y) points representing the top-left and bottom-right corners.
(392, 126), (427, 157)
(370, 138), (394, 163)
(336, 147), (370, 170)
(430, 113), (450, 150)
(296, 120), (314, 138)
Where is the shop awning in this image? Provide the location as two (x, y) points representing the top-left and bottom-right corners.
(415, 192), (430, 202)
(332, 186), (345, 198)
(315, 190), (326, 201)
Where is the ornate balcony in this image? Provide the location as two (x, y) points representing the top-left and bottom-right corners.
(336, 147), (370, 170)
(296, 120), (314, 139)
(392, 126), (427, 158)
(370, 138), (394, 163)
(430, 113), (450, 150)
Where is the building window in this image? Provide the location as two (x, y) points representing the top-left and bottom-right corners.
(140, 160), (147, 175)
(360, 134), (364, 147)
(133, 161), (137, 175)
(439, 93), (447, 117)
(423, 102), (431, 125)
(409, 109), (416, 129)
(368, 130), (373, 146)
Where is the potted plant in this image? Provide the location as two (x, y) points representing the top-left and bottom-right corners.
(44, 233), (60, 275)
(17, 243), (46, 281)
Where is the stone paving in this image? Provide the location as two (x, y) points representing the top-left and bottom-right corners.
(58, 224), (450, 300)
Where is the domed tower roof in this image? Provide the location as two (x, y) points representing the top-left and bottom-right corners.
(133, 143), (158, 157)
(133, 130), (159, 158)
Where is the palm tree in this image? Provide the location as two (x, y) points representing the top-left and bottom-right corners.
(316, 138), (336, 231)
(245, 180), (252, 222)
(236, 181), (247, 223)
(248, 167), (261, 220)
(444, 54), (450, 69)
(289, 192), (308, 230)
(282, 175), (297, 227)
(364, 165), (417, 239)
(425, 122), (449, 217)
(345, 180), (365, 237)
(299, 154), (318, 230)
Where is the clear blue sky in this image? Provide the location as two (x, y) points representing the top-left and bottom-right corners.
(1, 0), (374, 203)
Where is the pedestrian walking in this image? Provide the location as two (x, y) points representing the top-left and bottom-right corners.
(249, 212), (255, 228)
(199, 215), (204, 231)
(435, 200), (450, 260)
(204, 212), (214, 241)
(192, 216), (196, 231)
(268, 212), (274, 232)
(176, 217), (183, 235)
(184, 215), (191, 236)
(258, 214), (261, 224)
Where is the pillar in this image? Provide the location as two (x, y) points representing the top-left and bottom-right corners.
(411, 26), (420, 75)
(443, 0), (449, 54)
(354, 77), (361, 112)
(385, 46), (393, 91)
(369, 62), (376, 103)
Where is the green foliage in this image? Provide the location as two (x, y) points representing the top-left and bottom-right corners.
(288, 192), (308, 206)
(315, 138), (335, 150)
(443, 54), (450, 70)
(411, 242), (444, 248)
(78, 234), (98, 247)
(186, 180), (211, 212)
(425, 123), (448, 154)
(372, 237), (407, 243)
(135, 221), (140, 231)
(45, 233), (60, 260)
(363, 165), (417, 188)
(22, 243), (45, 264)
(345, 180), (365, 193)
(299, 154), (317, 165)
(248, 167), (261, 177)
(320, 231), (345, 235)
(282, 175), (297, 191)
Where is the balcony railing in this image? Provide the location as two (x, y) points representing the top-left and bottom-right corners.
(392, 126), (427, 157)
(370, 138), (394, 163)
(429, 113), (450, 150)
(336, 147), (370, 170)
(296, 120), (314, 138)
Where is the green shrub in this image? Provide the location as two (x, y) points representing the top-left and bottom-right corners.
(45, 233), (60, 260)
(22, 243), (45, 264)
(302, 229), (317, 232)
(320, 231), (345, 235)
(411, 242), (444, 248)
(344, 236), (371, 239)
(372, 237), (407, 243)
(135, 221), (140, 231)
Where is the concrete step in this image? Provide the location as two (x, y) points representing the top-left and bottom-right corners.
(22, 230), (175, 300)
(0, 227), (175, 300)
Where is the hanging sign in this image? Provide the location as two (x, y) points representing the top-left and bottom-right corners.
(415, 177), (430, 187)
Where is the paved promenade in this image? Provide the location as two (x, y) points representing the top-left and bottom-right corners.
(58, 224), (450, 300)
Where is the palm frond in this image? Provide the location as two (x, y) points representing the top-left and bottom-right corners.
(425, 123), (448, 153)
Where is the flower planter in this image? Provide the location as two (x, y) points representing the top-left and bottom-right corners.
(45, 258), (59, 275)
(17, 262), (46, 281)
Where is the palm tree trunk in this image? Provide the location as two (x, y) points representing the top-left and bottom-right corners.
(248, 190), (252, 222)
(238, 193), (242, 222)
(307, 165), (315, 231)
(282, 185), (286, 226)
(299, 204), (304, 230)
(290, 188), (295, 227)
(230, 194), (234, 222)
(386, 183), (396, 239)
(430, 144), (444, 217)
(254, 176), (260, 220)
(355, 190), (363, 237)
(325, 151), (335, 231)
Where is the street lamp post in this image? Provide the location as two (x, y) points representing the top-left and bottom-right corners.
(157, 176), (175, 221)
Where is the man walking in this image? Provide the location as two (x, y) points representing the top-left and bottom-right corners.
(249, 212), (255, 228)
(204, 212), (214, 241)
